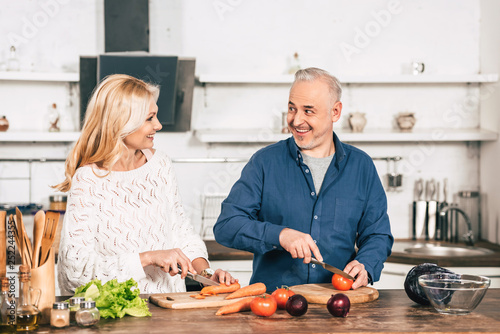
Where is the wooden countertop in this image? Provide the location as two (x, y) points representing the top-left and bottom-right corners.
(39, 289), (500, 333)
(206, 239), (500, 267)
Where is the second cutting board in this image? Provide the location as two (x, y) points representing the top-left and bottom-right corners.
(289, 283), (379, 304)
(149, 292), (246, 309)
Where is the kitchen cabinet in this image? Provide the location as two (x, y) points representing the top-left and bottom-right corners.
(196, 73), (499, 144)
(210, 260), (252, 287)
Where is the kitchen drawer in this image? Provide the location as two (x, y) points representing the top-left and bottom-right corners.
(210, 260), (253, 287)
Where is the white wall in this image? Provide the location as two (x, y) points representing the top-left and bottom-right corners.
(479, 0), (500, 244)
(0, 0), (497, 244)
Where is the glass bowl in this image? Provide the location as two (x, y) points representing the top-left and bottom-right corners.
(418, 273), (490, 315)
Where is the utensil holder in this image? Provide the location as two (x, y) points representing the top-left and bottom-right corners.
(31, 247), (55, 324)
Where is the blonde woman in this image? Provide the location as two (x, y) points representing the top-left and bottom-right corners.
(55, 74), (236, 294)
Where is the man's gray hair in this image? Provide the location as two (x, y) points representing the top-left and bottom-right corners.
(292, 67), (342, 102)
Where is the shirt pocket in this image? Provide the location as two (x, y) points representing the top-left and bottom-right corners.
(333, 198), (365, 244)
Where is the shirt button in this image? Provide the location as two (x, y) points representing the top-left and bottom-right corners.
(311, 192), (315, 196)
(313, 239), (317, 243)
(273, 246), (277, 249)
(305, 169), (310, 173)
(314, 215), (318, 219)
(311, 264), (316, 268)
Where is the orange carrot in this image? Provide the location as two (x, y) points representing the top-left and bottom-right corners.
(200, 282), (241, 296)
(215, 297), (255, 316)
(225, 282), (267, 300)
(190, 294), (206, 299)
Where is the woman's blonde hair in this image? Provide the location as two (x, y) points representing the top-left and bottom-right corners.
(54, 74), (160, 192)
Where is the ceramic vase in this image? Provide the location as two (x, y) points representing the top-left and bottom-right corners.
(0, 115), (9, 131)
(349, 112), (367, 133)
(396, 112), (416, 131)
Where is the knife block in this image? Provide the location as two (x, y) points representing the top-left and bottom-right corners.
(31, 247), (55, 325)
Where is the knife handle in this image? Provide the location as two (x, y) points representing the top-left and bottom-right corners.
(412, 202), (417, 240)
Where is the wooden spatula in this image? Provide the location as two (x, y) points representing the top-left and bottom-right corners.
(32, 210), (45, 269)
(39, 211), (60, 266)
(16, 207), (32, 268)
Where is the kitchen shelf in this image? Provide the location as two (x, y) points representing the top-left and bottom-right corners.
(0, 71), (79, 82)
(198, 74), (499, 84)
(0, 131), (80, 142)
(194, 128), (498, 144)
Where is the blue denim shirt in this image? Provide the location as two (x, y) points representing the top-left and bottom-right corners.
(214, 133), (393, 289)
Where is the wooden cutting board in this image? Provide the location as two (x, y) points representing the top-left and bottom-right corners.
(149, 292), (246, 309)
(289, 283), (379, 304)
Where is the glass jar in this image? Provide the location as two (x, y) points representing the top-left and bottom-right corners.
(51, 302), (69, 328)
(16, 265), (41, 332)
(68, 297), (84, 324)
(0, 277), (16, 332)
(75, 301), (100, 327)
(7, 46), (19, 71)
(49, 195), (67, 212)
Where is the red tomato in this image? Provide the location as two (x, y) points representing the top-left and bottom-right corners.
(331, 274), (353, 291)
(271, 287), (296, 309)
(250, 295), (277, 317)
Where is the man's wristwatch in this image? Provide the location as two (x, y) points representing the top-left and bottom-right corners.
(200, 268), (215, 278)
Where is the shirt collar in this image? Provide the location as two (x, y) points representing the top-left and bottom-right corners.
(287, 132), (346, 167)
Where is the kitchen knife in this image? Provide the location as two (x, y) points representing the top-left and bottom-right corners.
(177, 266), (219, 286)
(414, 178), (426, 240)
(310, 258), (355, 281)
(427, 179), (437, 240)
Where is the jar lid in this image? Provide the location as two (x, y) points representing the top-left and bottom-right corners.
(69, 296), (85, 304)
(50, 194), (67, 202)
(80, 301), (96, 308)
(458, 191), (480, 198)
(53, 302), (69, 309)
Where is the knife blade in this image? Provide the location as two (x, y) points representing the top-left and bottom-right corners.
(177, 266), (219, 286)
(310, 258), (355, 281)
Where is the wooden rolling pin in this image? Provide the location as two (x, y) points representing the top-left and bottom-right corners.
(0, 210), (6, 277)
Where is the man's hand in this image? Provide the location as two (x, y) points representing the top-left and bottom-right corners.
(279, 228), (323, 263)
(344, 260), (368, 289)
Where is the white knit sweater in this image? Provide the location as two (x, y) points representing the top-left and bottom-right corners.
(57, 150), (208, 294)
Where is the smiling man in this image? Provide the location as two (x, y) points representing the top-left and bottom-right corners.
(214, 67), (393, 290)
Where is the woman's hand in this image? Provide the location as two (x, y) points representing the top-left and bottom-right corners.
(210, 269), (238, 286)
(140, 248), (195, 279)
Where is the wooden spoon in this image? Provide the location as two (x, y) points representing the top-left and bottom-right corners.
(32, 210), (45, 269)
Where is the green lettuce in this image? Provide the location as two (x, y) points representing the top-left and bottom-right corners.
(70, 278), (151, 319)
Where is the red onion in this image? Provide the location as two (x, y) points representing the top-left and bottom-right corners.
(285, 294), (308, 316)
(327, 293), (350, 317)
